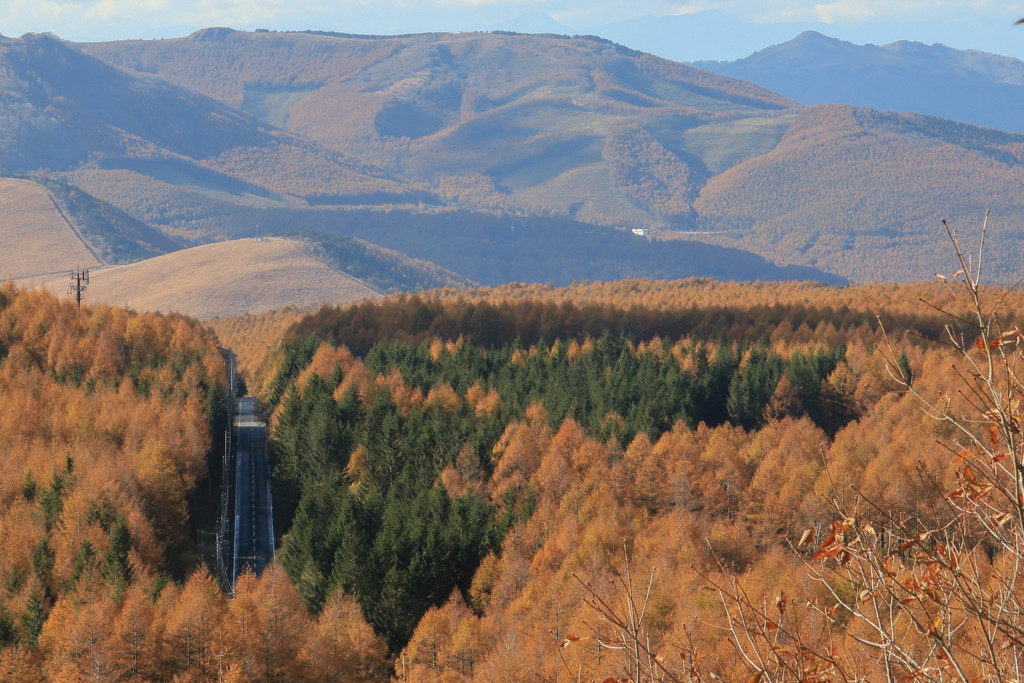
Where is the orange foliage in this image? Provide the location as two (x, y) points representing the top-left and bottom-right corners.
(220, 564), (310, 681)
(10, 274), (1015, 678)
(303, 591), (390, 681)
(394, 306), (978, 678)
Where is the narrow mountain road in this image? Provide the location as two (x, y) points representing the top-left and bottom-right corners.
(231, 396), (275, 585)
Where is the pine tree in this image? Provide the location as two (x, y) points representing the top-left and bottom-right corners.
(20, 586), (44, 647)
(30, 539), (54, 596)
(101, 516), (133, 599)
(20, 471), (36, 502)
(37, 473), (65, 532)
(0, 603), (15, 649)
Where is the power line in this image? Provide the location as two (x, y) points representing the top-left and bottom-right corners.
(67, 268), (89, 308)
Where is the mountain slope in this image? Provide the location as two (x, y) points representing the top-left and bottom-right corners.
(0, 177), (103, 280)
(0, 32), (434, 242)
(17, 238), (375, 319)
(688, 104), (1024, 281)
(0, 175), (184, 280)
(15, 235), (476, 319)
(81, 29), (796, 231)
(77, 29), (1024, 283)
(697, 31), (1024, 134)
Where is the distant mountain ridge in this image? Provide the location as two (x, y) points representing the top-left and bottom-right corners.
(0, 33), (435, 238)
(3, 29), (1024, 286)
(0, 29), (832, 288)
(586, 10), (1024, 66)
(81, 29), (794, 233)
(76, 29), (1024, 283)
(696, 31), (1024, 134)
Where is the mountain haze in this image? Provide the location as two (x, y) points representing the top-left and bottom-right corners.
(697, 31), (1024, 135)
(0, 30), (832, 287)
(0, 29), (1020, 284)
(82, 29), (795, 233)
(0, 32), (434, 242)
(79, 29), (1024, 282)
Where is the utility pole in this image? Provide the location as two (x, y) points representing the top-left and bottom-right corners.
(67, 268), (89, 308)
(217, 351), (237, 592)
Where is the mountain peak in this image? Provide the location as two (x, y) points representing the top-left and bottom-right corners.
(698, 31), (1024, 134)
(189, 27), (238, 43)
(791, 30), (832, 42)
(757, 30), (862, 60)
(501, 10), (570, 35)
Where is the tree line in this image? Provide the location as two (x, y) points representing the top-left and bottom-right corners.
(287, 293), (950, 358)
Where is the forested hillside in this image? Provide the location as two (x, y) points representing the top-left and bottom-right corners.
(5, 29), (1022, 285)
(690, 105), (1024, 281)
(0, 32), (432, 243)
(0, 285), (387, 680)
(237, 273), (1010, 678)
(77, 29), (802, 236)
(4, 270), (1018, 678)
(0, 31), (834, 287)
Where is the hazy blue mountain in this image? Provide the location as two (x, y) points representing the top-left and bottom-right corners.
(585, 11), (1024, 65)
(501, 11), (571, 35)
(590, 11), (819, 63)
(696, 31), (1024, 134)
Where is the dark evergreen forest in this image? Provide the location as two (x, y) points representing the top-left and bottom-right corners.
(271, 297), (860, 652)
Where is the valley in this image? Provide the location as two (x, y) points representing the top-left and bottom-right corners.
(3, 18), (1024, 680)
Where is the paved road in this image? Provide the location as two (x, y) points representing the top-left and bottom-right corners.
(232, 397), (275, 585)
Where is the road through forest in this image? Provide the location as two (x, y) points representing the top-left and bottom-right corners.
(232, 396), (275, 585)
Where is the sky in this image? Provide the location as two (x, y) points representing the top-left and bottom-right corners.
(4, 0), (1024, 61)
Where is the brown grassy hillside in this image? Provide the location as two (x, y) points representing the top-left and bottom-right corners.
(80, 30), (795, 232)
(687, 105), (1024, 282)
(17, 238), (379, 320)
(79, 30), (1024, 283)
(0, 33), (433, 242)
(0, 178), (102, 280)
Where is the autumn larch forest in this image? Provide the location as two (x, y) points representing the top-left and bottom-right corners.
(3, 235), (1019, 680)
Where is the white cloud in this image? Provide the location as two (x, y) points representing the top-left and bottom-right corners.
(85, 0), (169, 20)
(811, 0), (942, 24)
(672, 3), (716, 15)
(4, 0), (78, 21)
(1, 0), (1023, 41)
(666, 0), (1024, 24)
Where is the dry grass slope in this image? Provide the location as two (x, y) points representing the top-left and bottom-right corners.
(46, 30), (1024, 284)
(17, 237), (378, 320)
(79, 31), (796, 234)
(0, 178), (102, 280)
